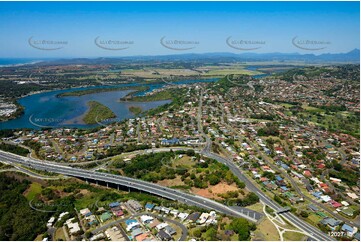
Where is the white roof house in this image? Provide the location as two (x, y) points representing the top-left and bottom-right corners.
(341, 201), (349, 207)
(140, 215), (154, 224)
(126, 222), (140, 232)
(178, 212), (189, 221)
(156, 222), (169, 231)
(79, 208), (91, 216)
(170, 209), (179, 216)
(321, 195), (332, 203)
(65, 218), (81, 235)
(197, 213), (209, 224)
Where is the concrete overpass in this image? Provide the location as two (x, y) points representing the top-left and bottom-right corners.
(0, 150), (261, 223)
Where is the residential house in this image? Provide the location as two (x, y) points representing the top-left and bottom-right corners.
(187, 212), (200, 222)
(341, 224), (357, 237)
(177, 212), (189, 221)
(127, 200), (143, 211)
(164, 225), (176, 236)
(140, 215), (154, 224)
(320, 218), (341, 230)
(148, 219), (160, 229)
(158, 230), (172, 241)
(100, 212), (112, 223)
(109, 202), (120, 208)
(145, 203), (155, 211)
(340, 207), (355, 217)
(131, 228), (144, 238)
(197, 213), (209, 224)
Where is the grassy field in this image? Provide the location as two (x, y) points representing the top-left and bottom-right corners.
(278, 103), (360, 138)
(283, 231), (306, 241)
(24, 182), (42, 200)
(34, 234), (43, 241)
(301, 104), (324, 113)
(118, 65), (265, 78)
(201, 69), (262, 76)
(305, 213), (323, 226)
(253, 218), (280, 241)
(171, 155), (196, 168)
(54, 228), (66, 241)
(301, 110), (359, 137)
(73, 190), (105, 210)
(83, 101), (116, 124)
(245, 202), (264, 213)
(120, 68), (200, 78)
(279, 102), (295, 108)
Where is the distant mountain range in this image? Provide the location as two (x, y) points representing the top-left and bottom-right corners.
(35, 49), (360, 65)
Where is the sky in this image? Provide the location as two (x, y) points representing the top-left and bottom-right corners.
(0, 1), (359, 58)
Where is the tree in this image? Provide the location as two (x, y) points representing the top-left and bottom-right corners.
(84, 231), (92, 239)
(300, 211), (309, 218)
(193, 228), (202, 238)
(202, 226), (217, 241)
(230, 218), (254, 241)
(274, 195), (283, 205)
(186, 149), (195, 156)
(208, 174), (221, 185)
(262, 171), (276, 180)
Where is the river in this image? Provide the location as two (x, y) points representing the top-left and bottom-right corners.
(0, 79), (217, 130)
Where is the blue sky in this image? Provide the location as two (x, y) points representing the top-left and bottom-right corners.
(0, 1), (359, 58)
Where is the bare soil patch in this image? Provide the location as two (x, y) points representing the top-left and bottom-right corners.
(192, 182), (240, 199)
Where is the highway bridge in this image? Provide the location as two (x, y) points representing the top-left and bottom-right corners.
(0, 150), (261, 223)
(0, 149), (334, 241)
(277, 206), (291, 214)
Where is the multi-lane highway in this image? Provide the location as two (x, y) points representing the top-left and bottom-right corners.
(202, 152), (334, 241)
(0, 146), (334, 240)
(195, 87), (333, 240)
(0, 150), (260, 223)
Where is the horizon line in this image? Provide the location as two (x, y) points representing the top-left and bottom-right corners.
(1, 48), (359, 60)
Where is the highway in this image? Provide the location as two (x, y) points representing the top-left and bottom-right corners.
(0, 150), (260, 223)
(0, 145), (334, 240)
(202, 152), (335, 241)
(248, 136), (360, 227)
(195, 88), (333, 241)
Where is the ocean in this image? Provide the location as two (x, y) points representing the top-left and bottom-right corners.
(0, 58), (43, 67)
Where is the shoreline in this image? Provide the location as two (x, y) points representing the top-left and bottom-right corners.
(0, 60), (43, 68)
(56, 85), (149, 98)
(0, 77), (218, 124)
